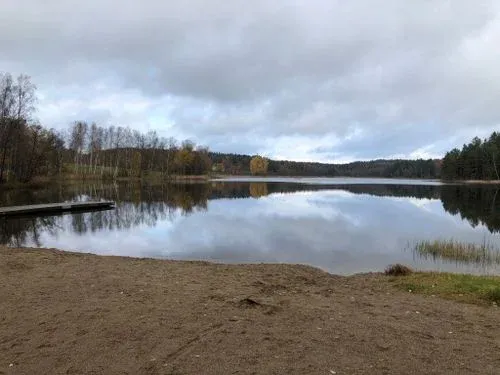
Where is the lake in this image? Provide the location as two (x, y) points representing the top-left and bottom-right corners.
(1, 178), (500, 275)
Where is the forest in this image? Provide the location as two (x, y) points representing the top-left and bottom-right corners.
(0, 72), (211, 184)
(441, 132), (500, 180)
(211, 152), (441, 178)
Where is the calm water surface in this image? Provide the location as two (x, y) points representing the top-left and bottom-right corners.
(1, 178), (500, 275)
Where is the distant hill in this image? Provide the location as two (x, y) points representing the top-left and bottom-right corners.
(209, 152), (441, 178)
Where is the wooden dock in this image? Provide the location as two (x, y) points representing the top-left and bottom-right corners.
(0, 201), (116, 217)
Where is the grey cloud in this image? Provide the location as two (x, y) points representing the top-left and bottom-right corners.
(1, 0), (499, 160)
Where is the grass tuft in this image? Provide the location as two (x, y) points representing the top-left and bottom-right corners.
(412, 239), (500, 266)
(385, 264), (413, 276)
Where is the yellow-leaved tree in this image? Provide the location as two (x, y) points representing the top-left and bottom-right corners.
(250, 155), (268, 176)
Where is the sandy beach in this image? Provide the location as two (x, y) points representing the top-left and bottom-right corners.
(1, 247), (499, 374)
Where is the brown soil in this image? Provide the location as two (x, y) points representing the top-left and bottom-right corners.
(1, 247), (499, 375)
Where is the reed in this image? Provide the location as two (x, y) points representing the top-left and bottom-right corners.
(413, 239), (500, 266)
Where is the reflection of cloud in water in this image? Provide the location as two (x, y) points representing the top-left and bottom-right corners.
(404, 197), (435, 209)
(142, 193), (500, 275)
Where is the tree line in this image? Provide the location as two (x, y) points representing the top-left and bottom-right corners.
(66, 121), (211, 179)
(334, 159), (440, 178)
(0, 72), (212, 184)
(1, 71), (450, 184)
(211, 151), (441, 178)
(441, 132), (500, 180)
(0, 73), (65, 182)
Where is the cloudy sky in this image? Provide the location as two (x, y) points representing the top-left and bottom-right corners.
(1, 0), (499, 162)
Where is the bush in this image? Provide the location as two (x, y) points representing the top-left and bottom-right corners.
(385, 264), (413, 276)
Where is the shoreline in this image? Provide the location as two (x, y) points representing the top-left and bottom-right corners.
(1, 246), (499, 374)
(462, 179), (500, 184)
(3, 175), (500, 189)
(0, 175), (211, 189)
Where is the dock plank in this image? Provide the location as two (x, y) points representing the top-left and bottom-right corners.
(0, 201), (115, 216)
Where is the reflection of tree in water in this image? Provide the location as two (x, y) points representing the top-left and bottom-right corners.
(3, 181), (500, 246)
(249, 183), (268, 198)
(441, 185), (500, 233)
(0, 216), (60, 247)
(346, 184), (500, 233)
(66, 183), (211, 234)
(0, 182), (211, 244)
(337, 184), (441, 199)
(209, 182), (442, 200)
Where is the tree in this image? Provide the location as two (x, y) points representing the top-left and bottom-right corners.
(249, 183), (268, 198)
(192, 146), (212, 175)
(69, 121), (88, 176)
(0, 73), (38, 182)
(441, 131), (500, 181)
(131, 150), (142, 177)
(442, 149), (460, 180)
(14, 74), (36, 121)
(250, 155), (268, 175)
(0, 71), (215, 183)
(485, 132), (500, 180)
(164, 137), (177, 177)
(174, 141), (195, 175)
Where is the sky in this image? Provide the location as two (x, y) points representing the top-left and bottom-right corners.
(1, 0), (500, 163)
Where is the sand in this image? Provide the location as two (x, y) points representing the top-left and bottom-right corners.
(1, 247), (499, 375)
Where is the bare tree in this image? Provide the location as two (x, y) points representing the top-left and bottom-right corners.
(14, 74), (36, 121)
(0, 73), (37, 182)
(70, 121), (89, 176)
(164, 137), (177, 178)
